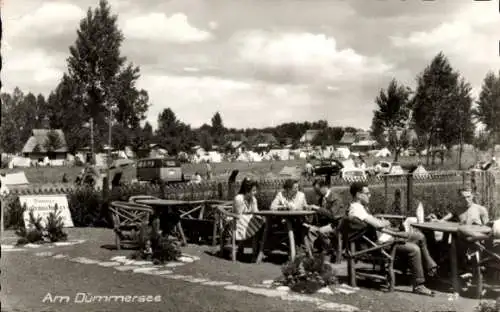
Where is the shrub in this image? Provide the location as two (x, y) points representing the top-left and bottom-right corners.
(474, 299), (500, 312)
(67, 187), (104, 226)
(276, 254), (337, 294)
(45, 205), (68, 242)
(130, 223), (182, 264)
(4, 198), (26, 229)
(15, 210), (46, 245)
(15, 206), (68, 245)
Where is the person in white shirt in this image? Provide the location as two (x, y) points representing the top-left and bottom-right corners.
(270, 179), (315, 254)
(347, 182), (437, 296)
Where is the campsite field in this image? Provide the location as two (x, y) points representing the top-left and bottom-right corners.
(0, 150), (488, 184)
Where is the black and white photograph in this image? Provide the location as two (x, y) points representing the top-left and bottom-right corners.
(1, 0), (500, 311)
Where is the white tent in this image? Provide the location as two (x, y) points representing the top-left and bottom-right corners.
(375, 148), (391, 158)
(336, 147), (350, 159)
(8, 156), (31, 168)
(412, 165), (429, 178)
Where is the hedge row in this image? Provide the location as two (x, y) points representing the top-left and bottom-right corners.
(2, 179), (473, 230)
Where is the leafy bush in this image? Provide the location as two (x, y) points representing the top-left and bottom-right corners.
(15, 210), (46, 245)
(474, 299), (500, 312)
(130, 223), (182, 264)
(15, 206), (68, 245)
(4, 199), (26, 229)
(67, 187), (104, 226)
(45, 205), (68, 242)
(275, 254), (337, 294)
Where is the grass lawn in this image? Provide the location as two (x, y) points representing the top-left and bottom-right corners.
(0, 149), (493, 184)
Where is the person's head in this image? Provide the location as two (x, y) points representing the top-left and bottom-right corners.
(312, 179), (330, 196)
(458, 188), (474, 209)
(350, 182), (370, 205)
(283, 179), (299, 197)
(312, 179), (322, 195)
(239, 177), (258, 198)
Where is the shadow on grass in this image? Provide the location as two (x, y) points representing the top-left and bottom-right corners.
(100, 244), (139, 251)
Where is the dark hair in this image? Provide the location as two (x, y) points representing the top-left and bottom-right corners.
(312, 179), (322, 187)
(283, 179), (298, 190)
(239, 177), (258, 195)
(394, 188), (401, 197)
(350, 182), (368, 197)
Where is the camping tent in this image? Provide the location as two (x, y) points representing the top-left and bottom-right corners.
(375, 148), (391, 158)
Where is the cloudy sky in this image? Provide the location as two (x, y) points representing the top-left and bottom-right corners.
(3, 0), (500, 130)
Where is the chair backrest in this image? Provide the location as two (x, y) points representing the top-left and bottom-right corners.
(110, 201), (153, 228)
(129, 195), (160, 203)
(339, 216), (377, 243)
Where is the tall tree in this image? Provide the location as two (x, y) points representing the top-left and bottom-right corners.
(62, 0), (150, 148)
(210, 112), (225, 146)
(44, 130), (63, 152)
(412, 52), (461, 165)
(474, 71), (500, 147)
(46, 74), (89, 153)
(370, 78), (412, 161)
(156, 108), (193, 155)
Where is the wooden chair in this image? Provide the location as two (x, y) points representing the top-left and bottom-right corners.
(214, 203), (260, 262)
(340, 216), (407, 292)
(109, 201), (154, 250)
(463, 234), (500, 298)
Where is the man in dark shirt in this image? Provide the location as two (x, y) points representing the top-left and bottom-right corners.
(304, 180), (344, 260)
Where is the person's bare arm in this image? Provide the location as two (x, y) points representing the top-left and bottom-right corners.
(440, 213), (453, 222)
(270, 193), (282, 211)
(480, 207), (490, 225)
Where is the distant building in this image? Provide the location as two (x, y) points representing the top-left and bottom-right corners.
(337, 132), (357, 147)
(299, 129), (321, 145)
(22, 129), (68, 161)
(248, 132), (279, 150)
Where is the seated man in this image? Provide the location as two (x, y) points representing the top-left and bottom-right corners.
(347, 182), (437, 296)
(432, 188), (489, 225)
(303, 180), (344, 259)
(430, 188), (489, 268)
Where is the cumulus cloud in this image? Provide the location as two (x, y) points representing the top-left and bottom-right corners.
(390, 3), (499, 63)
(122, 12), (213, 43)
(233, 30), (392, 84)
(5, 2), (84, 38)
(2, 49), (63, 92)
(136, 75), (318, 129)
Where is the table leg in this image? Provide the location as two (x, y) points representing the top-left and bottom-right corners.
(177, 222), (187, 246)
(255, 217), (269, 264)
(450, 234), (459, 294)
(286, 219), (296, 262)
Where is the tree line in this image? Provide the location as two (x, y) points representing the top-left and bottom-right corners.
(370, 52), (500, 166)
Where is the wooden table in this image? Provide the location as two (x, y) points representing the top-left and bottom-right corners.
(375, 214), (407, 220)
(411, 221), (492, 294)
(252, 210), (316, 263)
(137, 199), (208, 246)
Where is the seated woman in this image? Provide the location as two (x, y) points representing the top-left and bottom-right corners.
(231, 178), (265, 256)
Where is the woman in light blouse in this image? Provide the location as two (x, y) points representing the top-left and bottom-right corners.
(232, 178), (265, 242)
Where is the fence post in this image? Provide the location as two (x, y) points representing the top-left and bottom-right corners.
(462, 171), (467, 188)
(102, 177), (109, 204)
(384, 175), (388, 211)
(1, 197), (4, 237)
(406, 174), (413, 215)
(217, 182), (223, 200)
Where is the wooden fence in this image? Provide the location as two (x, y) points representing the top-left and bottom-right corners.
(1, 169), (499, 231)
